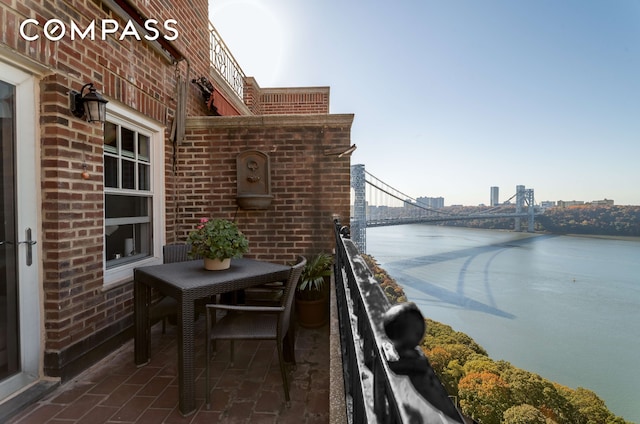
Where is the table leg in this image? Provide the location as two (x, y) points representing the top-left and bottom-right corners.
(177, 296), (197, 416)
(134, 280), (150, 366)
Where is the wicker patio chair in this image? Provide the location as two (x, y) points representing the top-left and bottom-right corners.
(243, 280), (286, 305)
(204, 256), (306, 407)
(149, 244), (197, 332)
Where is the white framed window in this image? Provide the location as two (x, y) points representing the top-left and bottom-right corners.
(103, 104), (165, 287)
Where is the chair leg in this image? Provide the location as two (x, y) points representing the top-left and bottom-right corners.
(205, 310), (212, 409)
(230, 340), (234, 366)
(283, 321), (296, 365)
(277, 341), (290, 402)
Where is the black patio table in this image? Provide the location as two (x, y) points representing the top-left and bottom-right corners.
(134, 257), (291, 416)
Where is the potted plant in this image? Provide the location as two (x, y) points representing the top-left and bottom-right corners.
(296, 253), (333, 327)
(186, 218), (249, 270)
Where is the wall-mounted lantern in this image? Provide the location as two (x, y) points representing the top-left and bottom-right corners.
(70, 83), (108, 123)
(236, 150), (273, 210)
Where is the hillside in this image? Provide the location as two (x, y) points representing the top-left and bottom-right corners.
(362, 254), (633, 424)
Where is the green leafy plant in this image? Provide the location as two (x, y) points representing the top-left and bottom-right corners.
(296, 253), (333, 300)
(186, 218), (249, 260)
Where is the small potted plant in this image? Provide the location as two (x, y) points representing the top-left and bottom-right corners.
(186, 218), (249, 270)
(296, 253), (333, 327)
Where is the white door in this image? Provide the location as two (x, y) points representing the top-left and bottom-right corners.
(0, 60), (42, 401)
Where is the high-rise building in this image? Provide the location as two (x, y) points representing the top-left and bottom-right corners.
(416, 196), (445, 209)
(490, 186), (499, 206)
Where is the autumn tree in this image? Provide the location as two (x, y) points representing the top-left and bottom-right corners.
(502, 404), (547, 424)
(501, 368), (584, 424)
(458, 371), (511, 424)
(562, 387), (628, 424)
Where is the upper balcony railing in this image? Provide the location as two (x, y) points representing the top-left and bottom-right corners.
(209, 22), (245, 101)
(333, 220), (466, 423)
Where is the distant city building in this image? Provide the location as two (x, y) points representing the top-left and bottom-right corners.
(540, 201), (556, 208)
(490, 186), (499, 206)
(556, 199), (614, 208)
(590, 199), (614, 206)
(557, 200), (585, 208)
(416, 196), (444, 209)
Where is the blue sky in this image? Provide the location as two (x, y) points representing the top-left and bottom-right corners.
(210, 0), (640, 206)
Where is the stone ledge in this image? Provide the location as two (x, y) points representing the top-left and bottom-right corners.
(329, 273), (348, 424)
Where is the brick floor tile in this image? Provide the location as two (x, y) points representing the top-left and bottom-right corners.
(217, 368), (245, 389)
(100, 384), (141, 407)
(125, 366), (162, 385)
(206, 388), (230, 411)
(275, 400), (308, 423)
(130, 407), (172, 424)
(150, 385), (179, 409)
(88, 374), (129, 395)
(7, 403), (66, 423)
(75, 405), (119, 424)
(55, 394), (107, 420)
(49, 383), (95, 405)
(137, 376), (174, 396)
(224, 399), (254, 421)
(159, 409), (197, 424)
(111, 395), (156, 422)
(247, 412), (278, 424)
(189, 409), (222, 423)
(306, 389), (329, 415)
(253, 389), (283, 413)
(234, 380), (260, 400)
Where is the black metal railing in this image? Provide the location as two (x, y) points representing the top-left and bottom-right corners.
(333, 220), (465, 423)
(209, 22), (245, 100)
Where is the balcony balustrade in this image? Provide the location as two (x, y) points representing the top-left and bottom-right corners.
(208, 22), (245, 101)
(333, 220), (465, 423)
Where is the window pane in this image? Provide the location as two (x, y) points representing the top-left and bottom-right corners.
(122, 159), (135, 189)
(138, 134), (150, 162)
(138, 163), (150, 191)
(103, 116), (156, 274)
(105, 193), (151, 267)
(105, 222), (151, 268)
(104, 155), (118, 188)
(104, 122), (117, 154)
(105, 194), (149, 219)
(121, 127), (135, 159)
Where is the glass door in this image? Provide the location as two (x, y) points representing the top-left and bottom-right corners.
(0, 80), (19, 381)
(0, 62), (41, 401)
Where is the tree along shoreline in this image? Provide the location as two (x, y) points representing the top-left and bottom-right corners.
(362, 254), (633, 424)
(432, 204), (640, 238)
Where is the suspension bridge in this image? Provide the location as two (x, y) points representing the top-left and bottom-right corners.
(350, 164), (536, 253)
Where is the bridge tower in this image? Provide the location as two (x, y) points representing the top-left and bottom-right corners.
(515, 185), (535, 232)
(350, 164), (367, 252)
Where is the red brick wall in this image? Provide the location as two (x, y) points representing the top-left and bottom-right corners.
(1, 0), (213, 378)
(174, 115), (354, 262)
(244, 77), (330, 115)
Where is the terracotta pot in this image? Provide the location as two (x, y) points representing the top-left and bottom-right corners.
(296, 295), (328, 328)
(203, 257), (231, 270)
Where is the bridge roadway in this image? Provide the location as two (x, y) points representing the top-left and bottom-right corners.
(366, 212), (530, 227)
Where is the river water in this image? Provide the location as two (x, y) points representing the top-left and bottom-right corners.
(366, 224), (640, 423)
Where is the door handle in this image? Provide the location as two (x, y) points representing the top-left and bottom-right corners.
(18, 228), (37, 266)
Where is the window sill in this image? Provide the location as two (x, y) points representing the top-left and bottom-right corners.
(102, 256), (162, 291)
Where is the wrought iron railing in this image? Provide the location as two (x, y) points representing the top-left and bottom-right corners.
(208, 22), (245, 100)
(333, 220), (465, 423)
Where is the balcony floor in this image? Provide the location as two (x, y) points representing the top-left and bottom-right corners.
(8, 316), (330, 424)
